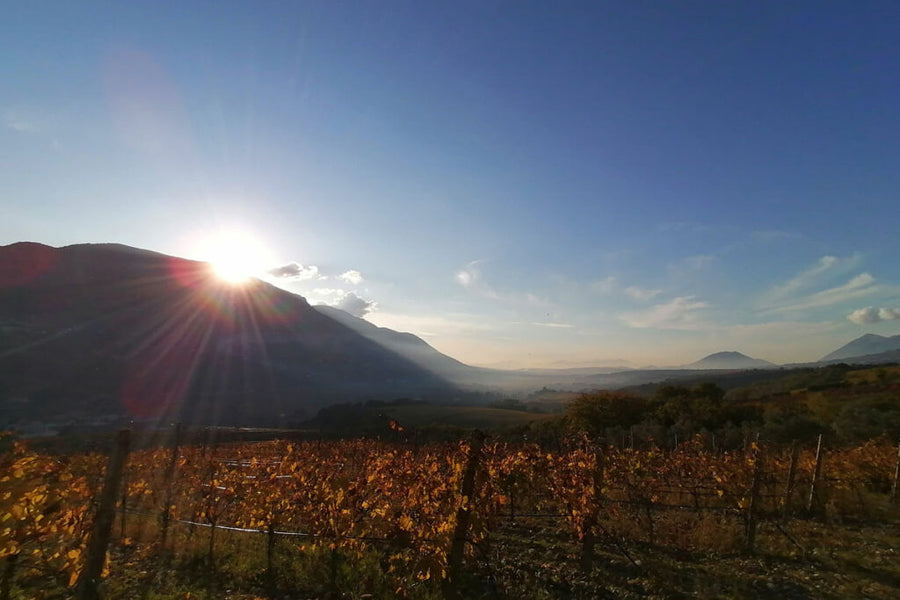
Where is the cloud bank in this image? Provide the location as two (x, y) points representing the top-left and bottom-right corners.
(847, 306), (900, 325)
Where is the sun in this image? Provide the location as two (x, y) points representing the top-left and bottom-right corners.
(212, 250), (255, 283)
(195, 230), (274, 285)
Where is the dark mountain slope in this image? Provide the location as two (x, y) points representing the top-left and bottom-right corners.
(0, 242), (456, 427)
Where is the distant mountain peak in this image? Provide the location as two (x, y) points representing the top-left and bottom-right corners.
(705, 351), (745, 358)
(684, 351), (776, 370)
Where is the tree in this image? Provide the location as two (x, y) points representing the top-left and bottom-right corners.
(566, 391), (649, 436)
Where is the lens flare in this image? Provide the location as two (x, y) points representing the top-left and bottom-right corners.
(193, 230), (274, 285)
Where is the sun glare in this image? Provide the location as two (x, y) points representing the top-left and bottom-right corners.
(195, 230), (274, 285)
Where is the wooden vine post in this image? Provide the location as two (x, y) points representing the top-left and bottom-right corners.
(119, 461), (128, 542)
(76, 429), (131, 600)
(782, 440), (800, 522)
(806, 434), (824, 516)
(1, 553), (18, 600)
(442, 430), (485, 600)
(744, 443), (764, 552)
(266, 521), (277, 592)
(159, 422), (182, 549)
(580, 448), (606, 573)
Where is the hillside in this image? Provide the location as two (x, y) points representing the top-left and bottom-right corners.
(0, 242), (457, 429)
(313, 305), (479, 381)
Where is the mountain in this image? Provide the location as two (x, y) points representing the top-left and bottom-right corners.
(683, 351), (777, 370)
(820, 334), (900, 363)
(0, 242), (456, 428)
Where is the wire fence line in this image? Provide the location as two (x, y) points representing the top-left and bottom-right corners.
(7, 430), (897, 600)
(118, 433), (899, 556)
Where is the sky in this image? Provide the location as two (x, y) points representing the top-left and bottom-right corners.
(3, 1), (899, 368)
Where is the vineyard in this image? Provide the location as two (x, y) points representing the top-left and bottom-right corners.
(2, 431), (899, 599)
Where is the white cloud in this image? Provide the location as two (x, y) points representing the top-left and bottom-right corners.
(268, 262), (322, 281)
(339, 270), (363, 285)
(310, 288), (376, 317)
(335, 292), (376, 317)
(531, 322), (574, 328)
(619, 296), (709, 330)
(847, 306), (900, 325)
(309, 287), (345, 301)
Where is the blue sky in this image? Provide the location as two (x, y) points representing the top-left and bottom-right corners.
(3, 1), (899, 367)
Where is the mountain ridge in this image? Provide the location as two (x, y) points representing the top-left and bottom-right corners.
(0, 242), (457, 428)
(820, 333), (900, 363)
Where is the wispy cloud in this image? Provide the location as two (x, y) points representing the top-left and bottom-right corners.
(847, 306), (900, 325)
(456, 260), (499, 299)
(455, 260), (547, 306)
(766, 273), (880, 314)
(619, 296), (709, 330)
(267, 262), (322, 281)
(591, 276), (660, 301)
(531, 322), (574, 328)
(757, 254), (871, 313)
(3, 107), (42, 133)
(763, 255), (839, 301)
(591, 276), (618, 295)
(624, 286), (662, 301)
